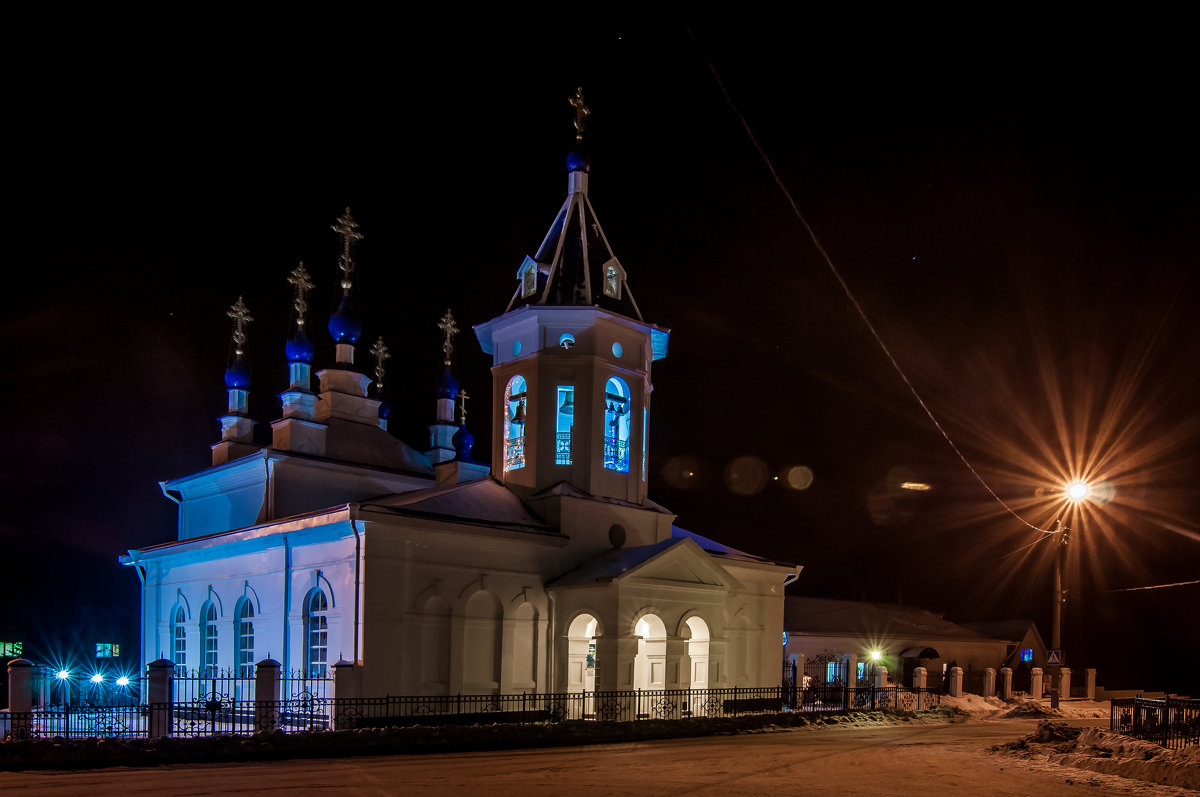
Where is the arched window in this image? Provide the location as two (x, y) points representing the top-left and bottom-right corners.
(171, 606), (186, 670)
(236, 599), (255, 677)
(602, 257), (623, 299)
(603, 377), (631, 472)
(306, 590), (329, 678)
(556, 385), (574, 465)
(504, 375), (527, 472)
(201, 602), (218, 676)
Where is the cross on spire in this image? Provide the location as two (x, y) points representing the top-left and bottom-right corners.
(569, 87), (590, 144)
(438, 308), (459, 366)
(457, 388), (469, 426)
(227, 297), (253, 355)
(331, 208), (363, 295)
(288, 262), (314, 328)
(370, 336), (390, 391)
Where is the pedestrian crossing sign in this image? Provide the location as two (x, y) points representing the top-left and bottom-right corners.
(1047, 650), (1062, 665)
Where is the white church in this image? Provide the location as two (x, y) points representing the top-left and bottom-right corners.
(121, 98), (798, 699)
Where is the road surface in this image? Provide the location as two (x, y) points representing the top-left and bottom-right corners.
(0, 718), (1179, 795)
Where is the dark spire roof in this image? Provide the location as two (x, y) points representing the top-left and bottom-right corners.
(505, 91), (644, 321)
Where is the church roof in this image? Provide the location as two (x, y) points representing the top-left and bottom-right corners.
(547, 536), (738, 590)
(670, 525), (772, 563)
(784, 596), (1004, 643)
(961, 619), (1042, 645)
(360, 477), (556, 535)
(322, 418), (433, 474)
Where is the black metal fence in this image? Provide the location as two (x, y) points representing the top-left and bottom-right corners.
(1111, 697), (1200, 749)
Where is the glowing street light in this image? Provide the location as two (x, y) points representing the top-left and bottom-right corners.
(55, 669), (70, 681)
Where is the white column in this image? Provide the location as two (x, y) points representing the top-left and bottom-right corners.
(912, 666), (927, 690)
(999, 667), (1013, 700)
(1085, 668), (1096, 700)
(1030, 667), (1043, 699)
(984, 668), (996, 698)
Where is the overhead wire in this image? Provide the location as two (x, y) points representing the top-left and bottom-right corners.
(679, 16), (1057, 535)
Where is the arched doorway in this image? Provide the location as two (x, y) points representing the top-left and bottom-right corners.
(683, 616), (711, 689)
(567, 613), (598, 693)
(634, 614), (667, 690)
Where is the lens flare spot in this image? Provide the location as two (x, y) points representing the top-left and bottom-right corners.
(724, 456), (769, 496)
(784, 465), (814, 490)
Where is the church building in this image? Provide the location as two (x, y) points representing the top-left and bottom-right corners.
(121, 95), (798, 699)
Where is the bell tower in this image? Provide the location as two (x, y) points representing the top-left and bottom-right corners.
(474, 89), (669, 505)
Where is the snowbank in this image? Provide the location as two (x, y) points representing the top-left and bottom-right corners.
(993, 720), (1199, 791)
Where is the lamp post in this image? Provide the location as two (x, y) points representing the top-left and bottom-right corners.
(1050, 481), (1090, 703)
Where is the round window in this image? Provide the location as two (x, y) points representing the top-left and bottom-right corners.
(612, 341), (623, 358)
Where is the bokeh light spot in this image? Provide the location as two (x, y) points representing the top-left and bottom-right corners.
(724, 455), (769, 496)
(784, 465), (814, 490)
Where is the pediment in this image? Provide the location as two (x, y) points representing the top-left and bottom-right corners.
(615, 538), (740, 591)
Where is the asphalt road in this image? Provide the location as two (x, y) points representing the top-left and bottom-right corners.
(0, 718), (1178, 796)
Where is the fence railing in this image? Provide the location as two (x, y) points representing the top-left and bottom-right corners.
(1111, 696), (1200, 749)
(3, 683), (943, 741)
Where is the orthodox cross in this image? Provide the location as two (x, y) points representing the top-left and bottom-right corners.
(288, 262), (314, 329)
(227, 297), (253, 355)
(370, 337), (390, 392)
(569, 87), (590, 144)
(438, 308), (459, 366)
(331, 207), (363, 294)
(457, 388), (469, 427)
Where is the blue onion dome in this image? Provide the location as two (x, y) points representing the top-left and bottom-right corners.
(285, 327), (315, 364)
(328, 294), (362, 344)
(377, 397), (391, 420)
(436, 364), (459, 400)
(224, 355), (251, 388)
(566, 146), (591, 173)
(452, 423), (474, 462)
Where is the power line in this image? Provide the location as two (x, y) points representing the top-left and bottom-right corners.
(680, 17), (1056, 535)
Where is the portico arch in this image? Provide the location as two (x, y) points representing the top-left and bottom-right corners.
(633, 613), (667, 690)
(566, 612), (601, 692)
(682, 615), (711, 689)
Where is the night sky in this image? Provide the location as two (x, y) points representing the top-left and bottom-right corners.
(6, 10), (1197, 692)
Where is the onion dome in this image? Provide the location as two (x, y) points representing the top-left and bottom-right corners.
(328, 294), (362, 344)
(452, 423), (474, 462)
(436, 364), (459, 400)
(285, 327), (315, 364)
(566, 146), (591, 173)
(224, 354), (251, 388)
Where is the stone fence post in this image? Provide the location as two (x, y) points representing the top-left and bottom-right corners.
(333, 659), (357, 731)
(7, 659), (33, 739)
(983, 668), (996, 698)
(948, 666), (963, 698)
(874, 666), (888, 689)
(254, 658), (281, 733)
(1060, 667), (1072, 701)
(146, 658), (174, 739)
(912, 666), (926, 690)
(999, 667), (1012, 700)
(1085, 668), (1096, 700)
(1030, 667), (1043, 699)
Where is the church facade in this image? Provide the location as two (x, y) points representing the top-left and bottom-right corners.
(121, 104), (798, 699)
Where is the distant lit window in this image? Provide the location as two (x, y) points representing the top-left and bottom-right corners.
(825, 661), (839, 683)
(236, 599), (255, 677)
(172, 606), (186, 668)
(202, 603), (218, 675)
(95, 643), (119, 658)
(0, 641), (22, 657)
(306, 590), (328, 678)
(504, 375), (527, 472)
(1020, 648), (1033, 663)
